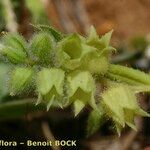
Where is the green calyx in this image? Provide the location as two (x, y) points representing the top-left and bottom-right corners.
(36, 68), (65, 110)
(1, 33), (27, 64)
(58, 30), (111, 74)
(10, 67), (34, 96)
(101, 83), (150, 135)
(67, 70), (96, 116)
(0, 25), (150, 136)
(29, 32), (54, 65)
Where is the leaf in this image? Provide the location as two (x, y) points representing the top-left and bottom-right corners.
(87, 105), (104, 137)
(32, 24), (64, 41)
(36, 68), (65, 106)
(10, 67), (33, 95)
(2, 33), (27, 64)
(29, 32), (54, 65)
(25, 0), (49, 25)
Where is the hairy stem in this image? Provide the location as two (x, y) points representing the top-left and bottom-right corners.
(107, 64), (150, 85)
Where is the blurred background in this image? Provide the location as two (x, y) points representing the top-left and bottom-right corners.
(0, 0), (150, 149)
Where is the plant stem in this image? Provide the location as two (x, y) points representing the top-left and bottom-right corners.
(0, 99), (46, 121)
(108, 64), (150, 85)
(106, 72), (144, 85)
(41, 121), (61, 150)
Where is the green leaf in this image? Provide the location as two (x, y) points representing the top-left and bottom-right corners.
(87, 105), (104, 137)
(10, 67), (33, 95)
(130, 36), (148, 51)
(36, 68), (65, 106)
(2, 33), (27, 64)
(34, 25), (64, 41)
(29, 32), (54, 65)
(25, 0), (49, 25)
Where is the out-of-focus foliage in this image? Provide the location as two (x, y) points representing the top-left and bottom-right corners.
(0, 0), (50, 33)
(87, 105), (104, 137)
(131, 36), (148, 51)
(25, 0), (50, 25)
(0, 2), (6, 31)
(0, 64), (9, 101)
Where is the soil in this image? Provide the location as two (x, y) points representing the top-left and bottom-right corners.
(83, 0), (150, 41)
